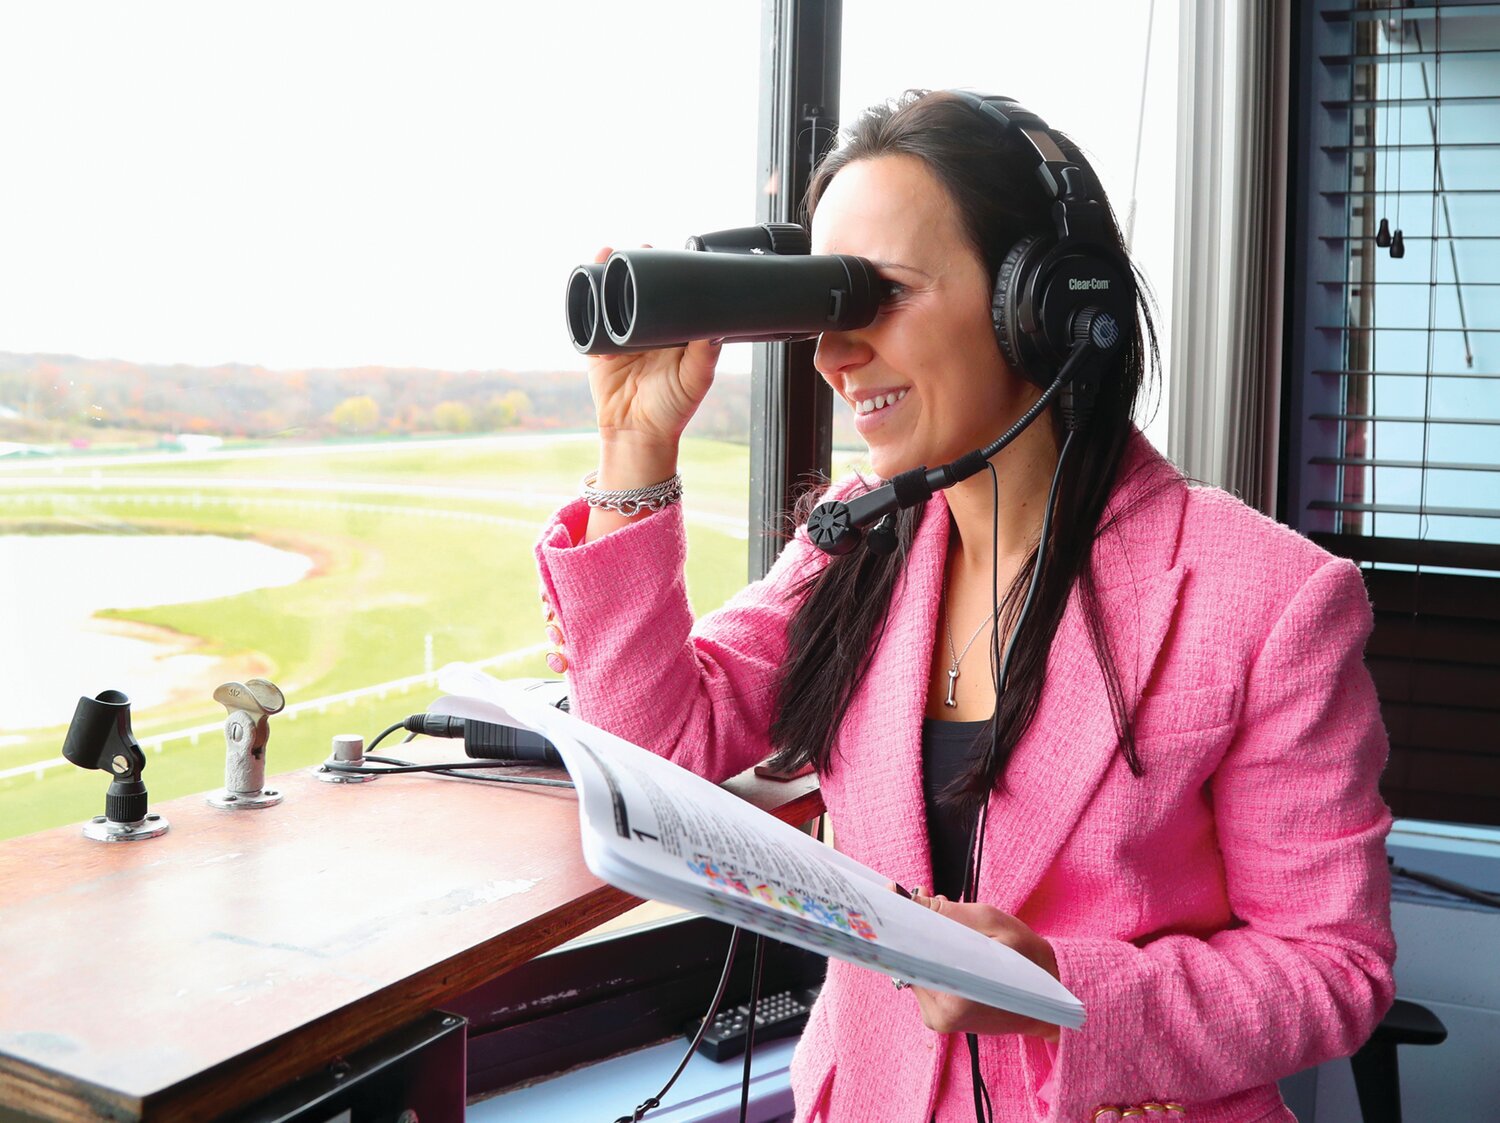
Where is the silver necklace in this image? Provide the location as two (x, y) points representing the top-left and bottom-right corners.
(943, 577), (1000, 707)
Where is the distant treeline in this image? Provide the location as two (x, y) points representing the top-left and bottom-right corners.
(0, 352), (759, 445)
(0, 352), (870, 450)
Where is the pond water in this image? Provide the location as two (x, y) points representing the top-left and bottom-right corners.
(0, 535), (313, 733)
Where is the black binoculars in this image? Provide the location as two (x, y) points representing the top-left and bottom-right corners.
(564, 223), (889, 355)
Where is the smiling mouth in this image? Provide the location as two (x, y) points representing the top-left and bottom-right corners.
(854, 389), (908, 416)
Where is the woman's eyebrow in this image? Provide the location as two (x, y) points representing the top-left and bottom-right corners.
(868, 259), (931, 278)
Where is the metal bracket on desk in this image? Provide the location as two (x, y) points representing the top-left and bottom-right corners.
(208, 679), (286, 809)
(226, 1010), (467, 1123)
(316, 733), (378, 783)
(82, 811), (169, 842)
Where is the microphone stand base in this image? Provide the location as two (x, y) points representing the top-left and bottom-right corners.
(207, 788), (284, 810)
(83, 814), (169, 842)
(313, 763), (378, 784)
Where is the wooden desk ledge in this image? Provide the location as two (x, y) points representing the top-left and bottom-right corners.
(0, 747), (823, 1122)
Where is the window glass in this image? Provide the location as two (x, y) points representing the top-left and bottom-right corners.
(0, 1), (761, 841)
(834, 0), (1180, 470)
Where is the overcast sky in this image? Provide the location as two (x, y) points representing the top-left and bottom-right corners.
(0, 1), (1177, 383)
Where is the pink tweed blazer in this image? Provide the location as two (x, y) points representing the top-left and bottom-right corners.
(534, 433), (1395, 1123)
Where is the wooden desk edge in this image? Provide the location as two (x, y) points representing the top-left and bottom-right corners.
(0, 770), (825, 1122)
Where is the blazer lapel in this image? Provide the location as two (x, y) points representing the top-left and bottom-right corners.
(979, 436), (1189, 915)
(826, 431), (1188, 912)
(980, 563), (1185, 914)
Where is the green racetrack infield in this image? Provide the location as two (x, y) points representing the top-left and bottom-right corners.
(0, 435), (759, 840)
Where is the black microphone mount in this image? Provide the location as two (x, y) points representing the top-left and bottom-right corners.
(805, 330), (1110, 557)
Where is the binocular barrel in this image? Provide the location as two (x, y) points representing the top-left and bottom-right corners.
(565, 225), (885, 356)
(567, 263), (648, 356)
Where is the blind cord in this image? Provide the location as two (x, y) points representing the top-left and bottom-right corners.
(1123, 0), (1157, 252)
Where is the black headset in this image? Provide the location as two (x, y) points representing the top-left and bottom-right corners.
(946, 91), (1135, 390)
(805, 92), (1135, 557)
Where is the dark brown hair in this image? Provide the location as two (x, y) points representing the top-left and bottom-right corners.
(765, 90), (1161, 808)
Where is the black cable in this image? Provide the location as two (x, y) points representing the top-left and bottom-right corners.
(964, 429), (1077, 904)
(347, 713), (791, 1123)
(352, 756), (546, 773)
(365, 720), (407, 756)
(739, 934), (768, 1123)
(956, 429), (1077, 1123)
(323, 758), (574, 789)
(332, 709), (569, 788)
(999, 428), (1076, 694)
(966, 1032), (994, 1123)
(808, 347), (1097, 558)
(965, 458), (1004, 906)
(959, 462), (1004, 1123)
(975, 362), (1071, 461)
(616, 927), (744, 1123)
(988, 458), (1002, 702)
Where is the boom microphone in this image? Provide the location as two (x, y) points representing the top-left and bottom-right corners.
(806, 335), (1110, 556)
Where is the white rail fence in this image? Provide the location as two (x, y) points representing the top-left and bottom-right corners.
(0, 644), (549, 783)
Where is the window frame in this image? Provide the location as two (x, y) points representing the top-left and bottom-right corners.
(452, 1), (843, 1095)
(749, 0), (842, 580)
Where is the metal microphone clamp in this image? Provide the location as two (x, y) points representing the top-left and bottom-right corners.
(207, 679), (286, 809)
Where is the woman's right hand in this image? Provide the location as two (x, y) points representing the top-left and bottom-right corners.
(585, 246), (722, 462)
(582, 246), (721, 540)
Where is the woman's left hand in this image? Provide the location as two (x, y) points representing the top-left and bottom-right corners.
(900, 887), (1062, 1042)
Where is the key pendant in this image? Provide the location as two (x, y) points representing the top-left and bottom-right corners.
(945, 666), (959, 708)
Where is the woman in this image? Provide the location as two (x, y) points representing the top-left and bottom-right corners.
(535, 90), (1394, 1122)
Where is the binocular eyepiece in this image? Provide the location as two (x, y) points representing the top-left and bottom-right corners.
(565, 224), (888, 355)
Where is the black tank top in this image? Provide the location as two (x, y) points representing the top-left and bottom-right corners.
(920, 717), (990, 900)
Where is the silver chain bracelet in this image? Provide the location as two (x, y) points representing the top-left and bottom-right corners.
(580, 470), (683, 517)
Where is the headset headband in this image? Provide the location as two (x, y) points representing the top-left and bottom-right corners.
(946, 91), (1111, 244)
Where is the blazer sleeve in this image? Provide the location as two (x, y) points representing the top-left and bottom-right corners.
(535, 497), (831, 784)
(1018, 558), (1396, 1121)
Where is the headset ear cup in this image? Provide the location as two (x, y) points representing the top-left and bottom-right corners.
(991, 234), (1045, 385)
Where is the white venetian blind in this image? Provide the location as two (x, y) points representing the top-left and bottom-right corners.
(1295, 0), (1500, 562)
(1286, 0), (1500, 826)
